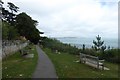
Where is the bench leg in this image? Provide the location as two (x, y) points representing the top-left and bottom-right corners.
(83, 60), (86, 63)
(79, 60), (82, 63)
(97, 65), (99, 69)
(97, 64), (99, 69)
(102, 65), (104, 70)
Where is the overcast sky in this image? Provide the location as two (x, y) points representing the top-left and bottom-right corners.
(4, 0), (118, 39)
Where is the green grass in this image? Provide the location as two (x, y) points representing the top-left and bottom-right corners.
(42, 48), (118, 78)
(2, 44), (38, 78)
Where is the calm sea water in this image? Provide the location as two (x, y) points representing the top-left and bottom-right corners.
(56, 37), (118, 49)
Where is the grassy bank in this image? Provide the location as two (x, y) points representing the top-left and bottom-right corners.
(2, 44), (38, 78)
(42, 48), (118, 78)
(41, 37), (119, 63)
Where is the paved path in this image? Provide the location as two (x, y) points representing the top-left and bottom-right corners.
(32, 45), (58, 78)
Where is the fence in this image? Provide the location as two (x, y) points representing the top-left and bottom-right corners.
(2, 40), (29, 59)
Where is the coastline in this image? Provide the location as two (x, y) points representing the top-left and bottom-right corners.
(56, 37), (118, 49)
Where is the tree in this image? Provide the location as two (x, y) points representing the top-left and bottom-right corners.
(2, 1), (19, 26)
(16, 12), (42, 44)
(2, 22), (9, 39)
(92, 35), (106, 52)
(1, 1), (43, 42)
(7, 2), (19, 25)
(2, 21), (19, 40)
(7, 2), (19, 13)
(8, 26), (19, 40)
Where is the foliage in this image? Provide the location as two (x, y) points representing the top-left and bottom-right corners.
(103, 49), (119, 63)
(2, 0), (42, 44)
(2, 22), (9, 39)
(2, 1), (20, 40)
(82, 48), (119, 63)
(7, 2), (19, 13)
(2, 1), (19, 25)
(7, 2), (19, 25)
(81, 48), (96, 56)
(92, 35), (106, 52)
(15, 12), (41, 44)
(41, 36), (119, 63)
(80, 35), (119, 63)
(41, 37), (80, 55)
(2, 21), (19, 40)
(8, 26), (19, 40)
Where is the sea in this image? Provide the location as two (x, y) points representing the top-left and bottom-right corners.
(55, 37), (118, 49)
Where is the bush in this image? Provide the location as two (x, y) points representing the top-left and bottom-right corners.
(103, 49), (119, 63)
(40, 37), (80, 55)
(81, 48), (96, 56)
(41, 37), (119, 63)
(80, 48), (119, 63)
(103, 49), (118, 63)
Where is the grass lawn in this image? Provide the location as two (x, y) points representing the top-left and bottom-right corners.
(2, 44), (38, 78)
(42, 48), (118, 78)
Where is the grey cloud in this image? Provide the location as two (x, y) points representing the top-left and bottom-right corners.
(4, 0), (118, 38)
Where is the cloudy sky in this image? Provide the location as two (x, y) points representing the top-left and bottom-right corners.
(4, 0), (118, 38)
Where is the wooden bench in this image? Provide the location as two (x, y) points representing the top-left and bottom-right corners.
(80, 53), (105, 70)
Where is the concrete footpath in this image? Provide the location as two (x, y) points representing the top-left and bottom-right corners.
(32, 45), (58, 78)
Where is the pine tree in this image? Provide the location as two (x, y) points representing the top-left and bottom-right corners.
(92, 35), (106, 52)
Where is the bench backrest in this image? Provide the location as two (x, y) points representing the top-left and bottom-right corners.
(80, 53), (98, 59)
(80, 53), (99, 64)
(80, 53), (105, 70)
